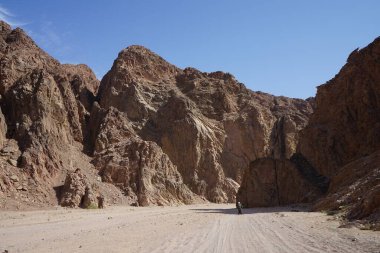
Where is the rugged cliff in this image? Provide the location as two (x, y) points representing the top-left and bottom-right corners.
(0, 21), (313, 208)
(298, 37), (380, 178)
(0, 21), (126, 209)
(296, 37), (380, 225)
(92, 45), (312, 203)
(237, 38), (380, 223)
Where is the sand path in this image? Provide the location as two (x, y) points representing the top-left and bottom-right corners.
(1, 204), (379, 253)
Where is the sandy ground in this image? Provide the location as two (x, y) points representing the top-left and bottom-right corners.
(0, 204), (379, 253)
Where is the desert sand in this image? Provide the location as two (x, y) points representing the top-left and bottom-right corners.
(1, 204), (379, 253)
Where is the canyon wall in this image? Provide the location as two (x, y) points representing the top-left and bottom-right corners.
(0, 21), (312, 207)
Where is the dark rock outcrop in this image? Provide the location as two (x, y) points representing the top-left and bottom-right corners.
(298, 37), (380, 178)
(290, 153), (330, 193)
(237, 158), (320, 207)
(294, 37), (380, 226)
(238, 37), (380, 214)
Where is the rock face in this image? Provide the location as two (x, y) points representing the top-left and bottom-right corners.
(237, 38), (380, 212)
(0, 21), (126, 209)
(237, 158), (320, 207)
(1, 19), (378, 218)
(93, 46), (313, 203)
(313, 151), (380, 229)
(60, 169), (98, 208)
(0, 107), (6, 148)
(295, 37), (380, 226)
(0, 20), (313, 208)
(5, 19), (380, 217)
(87, 104), (199, 206)
(298, 37), (380, 178)
(92, 139), (197, 206)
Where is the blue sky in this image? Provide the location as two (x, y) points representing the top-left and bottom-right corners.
(1, 1), (379, 98)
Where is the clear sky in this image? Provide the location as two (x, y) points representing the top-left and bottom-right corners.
(1, 1), (379, 98)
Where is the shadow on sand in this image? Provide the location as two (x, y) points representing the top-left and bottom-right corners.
(190, 204), (312, 215)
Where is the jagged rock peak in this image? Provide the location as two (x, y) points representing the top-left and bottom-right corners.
(298, 36), (380, 177)
(117, 45), (179, 69)
(3, 27), (36, 47)
(106, 45), (180, 84)
(346, 36), (380, 64)
(121, 45), (161, 56)
(0, 20), (12, 38)
(61, 63), (100, 93)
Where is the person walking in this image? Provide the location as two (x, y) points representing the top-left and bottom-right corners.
(236, 201), (243, 214)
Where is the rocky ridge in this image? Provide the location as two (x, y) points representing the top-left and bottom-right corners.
(0, 21), (127, 209)
(238, 37), (380, 228)
(0, 21), (313, 208)
(298, 37), (380, 226)
(92, 45), (313, 203)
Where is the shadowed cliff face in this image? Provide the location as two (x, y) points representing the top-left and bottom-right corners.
(312, 151), (380, 230)
(237, 158), (321, 207)
(298, 37), (380, 178)
(295, 37), (380, 225)
(93, 45), (313, 203)
(237, 37), (380, 224)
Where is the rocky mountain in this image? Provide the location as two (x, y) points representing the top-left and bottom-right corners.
(0, 21), (313, 208)
(2, 19), (378, 226)
(298, 37), (380, 178)
(238, 37), (380, 228)
(90, 46), (313, 203)
(0, 20), (127, 209)
(299, 37), (380, 228)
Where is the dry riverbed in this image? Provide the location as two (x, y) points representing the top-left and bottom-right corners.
(1, 204), (379, 253)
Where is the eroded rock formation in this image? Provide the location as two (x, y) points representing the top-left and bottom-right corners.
(92, 45), (313, 203)
(313, 151), (380, 230)
(295, 37), (380, 226)
(237, 37), (380, 217)
(0, 20), (313, 208)
(0, 21), (125, 209)
(298, 37), (380, 177)
(3, 19), (379, 217)
(60, 169), (99, 208)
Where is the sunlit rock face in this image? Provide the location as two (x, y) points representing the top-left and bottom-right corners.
(94, 45), (312, 203)
(0, 20), (313, 208)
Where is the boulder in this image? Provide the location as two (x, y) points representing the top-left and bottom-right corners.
(60, 169), (99, 208)
(237, 158), (320, 207)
